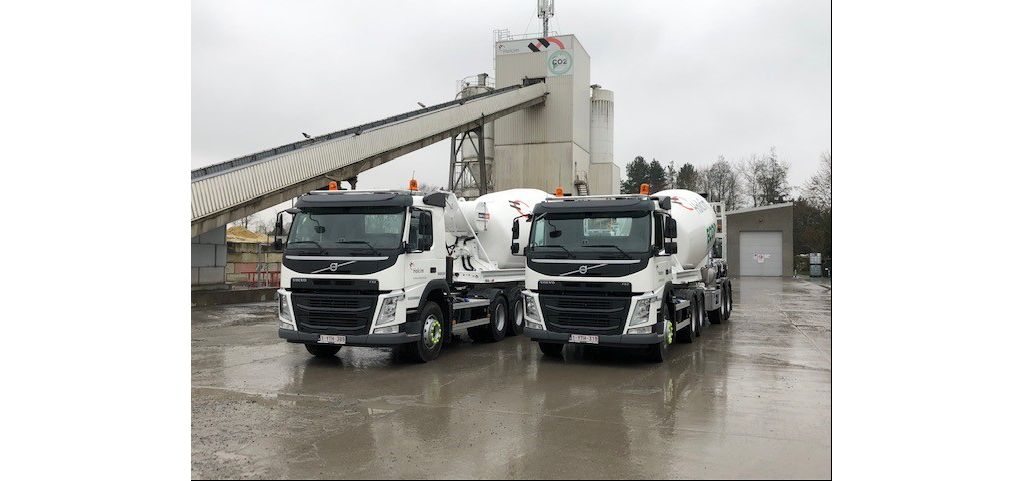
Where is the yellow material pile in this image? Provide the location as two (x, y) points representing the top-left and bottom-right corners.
(226, 226), (269, 244)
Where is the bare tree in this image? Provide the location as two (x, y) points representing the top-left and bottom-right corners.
(666, 161), (678, 189)
(701, 156), (741, 210)
(802, 151), (831, 211)
(251, 218), (274, 237)
(740, 147), (791, 206)
(231, 214), (256, 230)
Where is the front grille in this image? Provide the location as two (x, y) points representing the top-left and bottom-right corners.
(539, 294), (630, 334)
(292, 292), (378, 335)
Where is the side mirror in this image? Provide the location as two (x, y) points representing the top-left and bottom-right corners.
(419, 221), (431, 235)
(419, 236), (432, 251)
(665, 242), (678, 255)
(665, 218), (678, 238)
(273, 239), (284, 251)
(511, 242), (520, 254)
(512, 218), (520, 240)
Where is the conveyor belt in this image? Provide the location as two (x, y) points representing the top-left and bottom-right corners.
(191, 82), (547, 236)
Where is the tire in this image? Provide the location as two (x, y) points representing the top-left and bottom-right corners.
(305, 344), (342, 358)
(695, 295), (705, 337)
(649, 308), (670, 362)
(708, 287), (724, 325)
(403, 301), (445, 363)
(538, 342), (564, 357)
(722, 280), (733, 321)
(468, 296), (509, 343)
(661, 302), (676, 347)
(507, 293), (525, 337)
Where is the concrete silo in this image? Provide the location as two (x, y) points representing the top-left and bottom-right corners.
(588, 85), (620, 194)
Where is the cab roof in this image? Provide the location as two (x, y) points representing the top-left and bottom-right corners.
(295, 191), (413, 209)
(534, 197), (659, 215)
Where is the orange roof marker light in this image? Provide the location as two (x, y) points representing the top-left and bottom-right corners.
(408, 178), (419, 191)
(328, 181), (338, 191)
(639, 183), (650, 195)
(554, 187), (564, 197)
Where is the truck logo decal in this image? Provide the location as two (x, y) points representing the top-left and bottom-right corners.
(312, 260), (358, 273)
(559, 263), (608, 276)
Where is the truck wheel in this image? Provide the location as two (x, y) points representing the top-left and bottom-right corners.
(538, 342), (564, 357)
(723, 280), (733, 321)
(468, 296), (508, 343)
(648, 330), (669, 363)
(662, 302), (675, 346)
(404, 301), (444, 363)
(305, 344), (342, 358)
(695, 295), (705, 337)
(507, 294), (525, 336)
(708, 289), (724, 325)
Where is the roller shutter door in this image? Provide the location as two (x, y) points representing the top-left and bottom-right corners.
(739, 231), (783, 276)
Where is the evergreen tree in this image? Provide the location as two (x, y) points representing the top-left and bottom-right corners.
(648, 159), (668, 192)
(620, 156), (650, 194)
(676, 162), (699, 191)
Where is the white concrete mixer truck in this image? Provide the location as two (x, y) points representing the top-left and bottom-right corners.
(275, 182), (548, 363)
(515, 187), (734, 362)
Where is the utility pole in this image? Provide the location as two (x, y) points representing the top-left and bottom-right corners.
(538, 0), (555, 37)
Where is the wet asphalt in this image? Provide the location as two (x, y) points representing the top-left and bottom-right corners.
(192, 277), (831, 479)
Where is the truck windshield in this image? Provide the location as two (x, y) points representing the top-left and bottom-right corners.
(530, 213), (651, 258)
(288, 208), (406, 253)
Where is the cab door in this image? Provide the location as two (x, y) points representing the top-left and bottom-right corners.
(653, 212), (673, 284)
(404, 208), (446, 302)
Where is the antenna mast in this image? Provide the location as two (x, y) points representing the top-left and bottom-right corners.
(537, 0), (555, 37)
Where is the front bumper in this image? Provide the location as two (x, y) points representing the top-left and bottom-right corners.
(525, 325), (664, 348)
(279, 321), (422, 347)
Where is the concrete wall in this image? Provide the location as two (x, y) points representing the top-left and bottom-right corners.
(191, 225), (226, 288)
(225, 242), (282, 286)
(725, 205), (794, 276)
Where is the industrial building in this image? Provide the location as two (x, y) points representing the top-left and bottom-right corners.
(724, 203), (795, 277)
(490, 34), (619, 196)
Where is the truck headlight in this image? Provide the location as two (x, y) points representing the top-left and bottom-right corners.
(279, 293), (293, 323)
(377, 295), (404, 326)
(524, 294), (540, 319)
(629, 297), (656, 326)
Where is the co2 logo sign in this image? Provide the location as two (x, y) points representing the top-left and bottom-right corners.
(548, 50), (573, 76)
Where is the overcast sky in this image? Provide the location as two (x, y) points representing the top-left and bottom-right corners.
(193, 0), (830, 223)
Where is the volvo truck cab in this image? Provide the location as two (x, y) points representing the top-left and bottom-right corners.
(516, 187), (733, 362)
(276, 183), (548, 363)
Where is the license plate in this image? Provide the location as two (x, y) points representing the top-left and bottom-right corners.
(569, 334), (599, 344)
(318, 335), (346, 345)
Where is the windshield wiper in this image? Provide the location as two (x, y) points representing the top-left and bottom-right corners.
(287, 240), (327, 254)
(336, 240), (384, 257)
(582, 244), (631, 259)
(535, 245), (576, 259)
